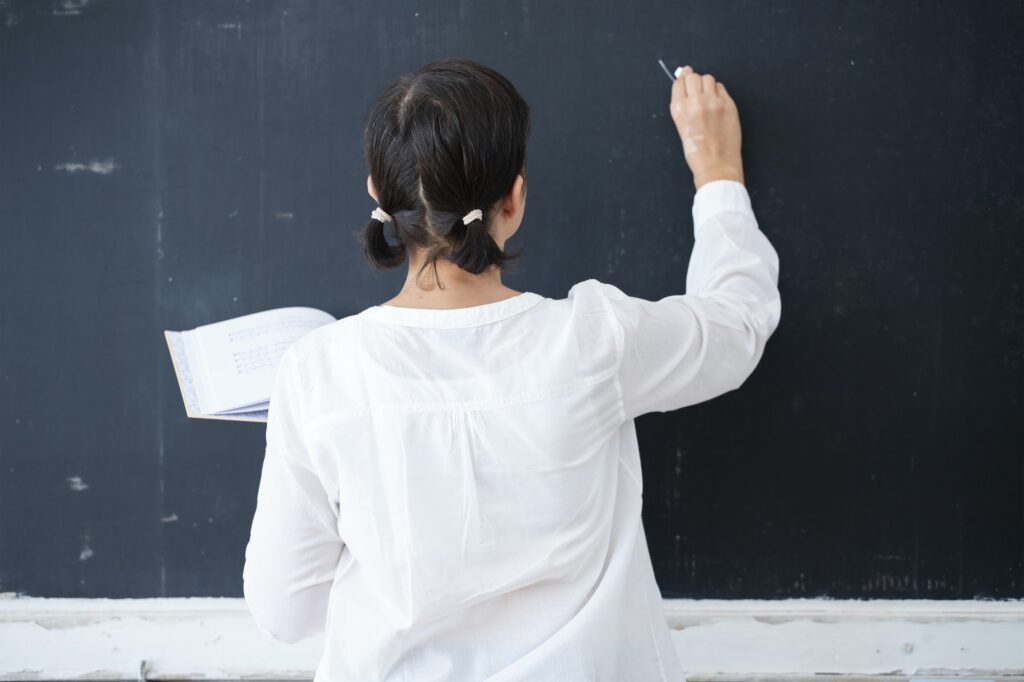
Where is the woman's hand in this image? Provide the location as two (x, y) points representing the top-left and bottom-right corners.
(669, 65), (745, 190)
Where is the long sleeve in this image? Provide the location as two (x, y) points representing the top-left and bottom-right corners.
(599, 179), (782, 420)
(242, 345), (344, 644)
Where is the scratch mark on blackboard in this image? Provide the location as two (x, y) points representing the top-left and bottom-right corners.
(151, 1), (168, 599)
(956, 498), (965, 596)
(55, 158), (117, 174)
(911, 454), (920, 594)
(257, 31), (268, 303)
(156, 211), (164, 261)
(161, 513), (179, 523)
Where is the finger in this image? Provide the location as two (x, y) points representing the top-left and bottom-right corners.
(701, 74), (717, 96)
(684, 70), (703, 95)
(675, 65), (693, 96)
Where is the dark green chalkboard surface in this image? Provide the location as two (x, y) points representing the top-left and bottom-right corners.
(1, 0), (1021, 599)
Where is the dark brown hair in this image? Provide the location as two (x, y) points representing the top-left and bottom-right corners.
(358, 58), (530, 287)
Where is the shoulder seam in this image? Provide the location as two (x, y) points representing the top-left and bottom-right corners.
(588, 281), (628, 425)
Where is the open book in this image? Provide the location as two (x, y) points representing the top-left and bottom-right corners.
(164, 307), (336, 423)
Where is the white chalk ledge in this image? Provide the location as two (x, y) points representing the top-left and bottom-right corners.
(0, 595), (1022, 680)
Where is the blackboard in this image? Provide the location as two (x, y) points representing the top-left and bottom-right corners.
(1, 0), (1020, 600)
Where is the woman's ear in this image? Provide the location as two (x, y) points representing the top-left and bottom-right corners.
(367, 175), (379, 203)
(498, 174), (524, 217)
(512, 173), (526, 214)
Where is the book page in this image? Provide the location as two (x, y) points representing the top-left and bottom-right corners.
(186, 307), (335, 415)
(195, 406), (269, 423)
(165, 331), (202, 418)
(182, 406), (270, 423)
(219, 400), (269, 415)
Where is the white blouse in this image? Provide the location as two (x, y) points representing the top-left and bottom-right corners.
(243, 179), (781, 681)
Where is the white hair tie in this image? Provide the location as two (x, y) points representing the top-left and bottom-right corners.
(371, 206), (392, 223)
(372, 206), (483, 226)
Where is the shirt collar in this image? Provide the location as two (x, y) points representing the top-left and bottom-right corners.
(359, 292), (545, 328)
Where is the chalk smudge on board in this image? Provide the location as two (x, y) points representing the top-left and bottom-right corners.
(52, 0), (92, 17)
(218, 22), (242, 39)
(79, 526), (93, 561)
(55, 158), (117, 174)
(66, 476), (88, 491)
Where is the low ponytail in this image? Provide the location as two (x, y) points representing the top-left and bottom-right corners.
(357, 216), (405, 271)
(446, 211), (522, 275)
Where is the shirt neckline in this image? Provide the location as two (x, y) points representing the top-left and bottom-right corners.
(359, 291), (546, 328)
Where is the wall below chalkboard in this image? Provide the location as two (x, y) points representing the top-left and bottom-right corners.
(0, 596), (1022, 677)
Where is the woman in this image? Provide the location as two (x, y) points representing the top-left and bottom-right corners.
(243, 58), (780, 680)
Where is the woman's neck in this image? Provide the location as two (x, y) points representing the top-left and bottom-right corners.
(381, 260), (521, 309)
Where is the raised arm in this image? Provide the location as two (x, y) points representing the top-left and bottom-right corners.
(601, 66), (781, 420)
